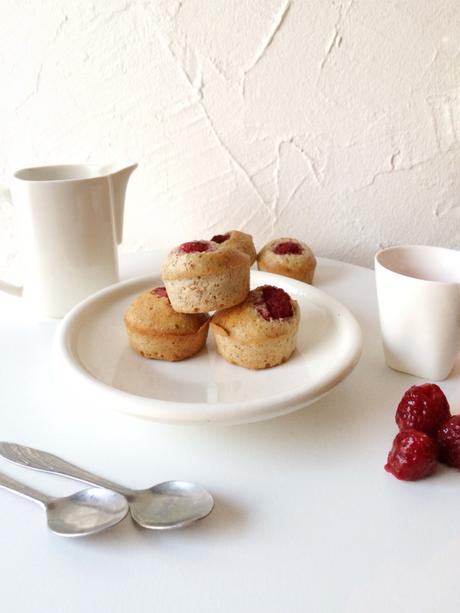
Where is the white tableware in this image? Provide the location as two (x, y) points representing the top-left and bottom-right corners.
(0, 163), (137, 318)
(53, 270), (362, 425)
(375, 245), (460, 380)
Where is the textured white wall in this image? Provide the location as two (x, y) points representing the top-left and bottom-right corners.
(1, 0), (459, 278)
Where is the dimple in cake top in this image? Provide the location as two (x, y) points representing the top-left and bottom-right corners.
(178, 240), (215, 254)
(254, 285), (294, 320)
(162, 238), (249, 281)
(272, 241), (303, 255)
(210, 233), (230, 244)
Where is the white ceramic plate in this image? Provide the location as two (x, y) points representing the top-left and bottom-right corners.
(54, 271), (362, 425)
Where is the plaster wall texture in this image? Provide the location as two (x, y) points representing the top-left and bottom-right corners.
(0, 0), (459, 279)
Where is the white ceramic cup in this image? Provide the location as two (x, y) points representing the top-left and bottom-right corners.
(0, 163), (137, 318)
(375, 245), (460, 380)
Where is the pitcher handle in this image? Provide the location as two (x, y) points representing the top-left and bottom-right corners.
(0, 181), (23, 298)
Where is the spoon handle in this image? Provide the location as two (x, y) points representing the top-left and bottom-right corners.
(0, 470), (51, 506)
(0, 442), (131, 497)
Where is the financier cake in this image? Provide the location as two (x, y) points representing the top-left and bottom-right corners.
(210, 230), (257, 265)
(257, 238), (316, 284)
(124, 286), (209, 361)
(161, 240), (250, 313)
(210, 285), (300, 369)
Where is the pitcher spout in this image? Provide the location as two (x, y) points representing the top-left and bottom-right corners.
(106, 163), (138, 245)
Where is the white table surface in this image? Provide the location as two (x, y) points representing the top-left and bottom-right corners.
(1, 252), (459, 613)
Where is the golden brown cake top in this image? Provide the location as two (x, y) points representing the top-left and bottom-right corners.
(124, 287), (209, 336)
(211, 285), (300, 342)
(162, 240), (250, 281)
(210, 230), (256, 264)
(257, 238), (316, 269)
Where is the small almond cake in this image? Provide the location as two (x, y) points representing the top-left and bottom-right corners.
(161, 240), (250, 313)
(124, 287), (209, 361)
(210, 230), (257, 265)
(211, 285), (300, 369)
(257, 238), (316, 284)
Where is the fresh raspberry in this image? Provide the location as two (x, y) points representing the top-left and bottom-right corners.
(273, 241), (303, 255)
(395, 384), (451, 436)
(211, 233), (230, 244)
(385, 430), (438, 481)
(255, 286), (293, 320)
(178, 240), (211, 254)
(437, 416), (460, 469)
(152, 287), (168, 298)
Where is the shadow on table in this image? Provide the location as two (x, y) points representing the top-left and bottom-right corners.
(185, 493), (248, 537)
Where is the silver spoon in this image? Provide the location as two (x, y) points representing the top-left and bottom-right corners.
(0, 470), (128, 537)
(0, 442), (214, 530)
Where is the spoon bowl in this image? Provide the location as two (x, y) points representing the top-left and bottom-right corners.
(0, 471), (129, 538)
(0, 443), (215, 530)
(46, 487), (129, 537)
(129, 481), (214, 529)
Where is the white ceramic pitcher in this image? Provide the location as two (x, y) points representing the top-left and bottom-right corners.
(0, 163), (137, 317)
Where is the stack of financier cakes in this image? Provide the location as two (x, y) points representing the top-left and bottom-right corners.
(124, 231), (317, 369)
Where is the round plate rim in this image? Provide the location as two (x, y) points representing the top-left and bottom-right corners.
(53, 271), (363, 425)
